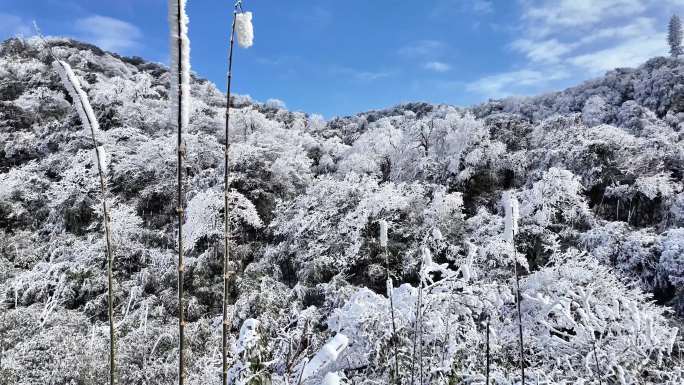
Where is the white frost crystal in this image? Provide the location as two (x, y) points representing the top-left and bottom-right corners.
(53, 60), (100, 132)
(378, 219), (388, 247)
(93, 146), (108, 173)
(386, 276), (393, 298)
(321, 372), (343, 385)
(54, 60), (108, 174)
(235, 11), (254, 48)
(502, 190), (519, 243)
(168, 0), (191, 130)
(301, 333), (349, 380)
(234, 318), (260, 354)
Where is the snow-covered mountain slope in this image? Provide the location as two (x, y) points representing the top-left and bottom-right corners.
(0, 37), (683, 384)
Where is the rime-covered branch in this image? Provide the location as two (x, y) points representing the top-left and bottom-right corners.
(53, 59), (117, 385)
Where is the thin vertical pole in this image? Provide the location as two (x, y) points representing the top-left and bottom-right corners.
(40, 28), (118, 382)
(384, 247), (400, 384)
(223, 8), (238, 385)
(57, 57), (117, 385)
(512, 228), (525, 385)
(410, 268), (423, 385)
(83, 84), (116, 385)
(592, 338), (603, 385)
(66, 68), (117, 385)
(98, 138), (116, 385)
(418, 294), (423, 385)
(485, 318), (490, 385)
(175, 0), (186, 383)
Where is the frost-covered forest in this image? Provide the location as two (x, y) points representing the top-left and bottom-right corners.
(1, 19), (684, 385)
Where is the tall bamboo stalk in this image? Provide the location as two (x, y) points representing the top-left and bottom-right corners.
(169, 0), (189, 383)
(592, 338), (603, 385)
(410, 259), (424, 385)
(52, 57), (116, 385)
(512, 229), (525, 385)
(419, 315), (424, 385)
(223, 5), (239, 385)
(485, 318), (490, 385)
(384, 242), (399, 383)
(95, 116), (116, 385)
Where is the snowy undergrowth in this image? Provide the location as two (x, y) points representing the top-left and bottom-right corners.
(0, 37), (683, 384)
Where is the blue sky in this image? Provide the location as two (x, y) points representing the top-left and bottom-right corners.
(1, 0), (683, 117)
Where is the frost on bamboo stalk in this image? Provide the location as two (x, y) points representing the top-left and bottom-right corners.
(379, 219), (388, 247)
(93, 146), (109, 173)
(301, 333), (349, 381)
(502, 190), (519, 244)
(53, 60), (100, 132)
(223, 5), (255, 385)
(53, 59), (117, 385)
(169, 0), (191, 133)
(379, 219), (399, 383)
(235, 11), (254, 48)
(168, 0), (191, 384)
(502, 190), (525, 385)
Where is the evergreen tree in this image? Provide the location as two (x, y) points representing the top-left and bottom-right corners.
(669, 14), (682, 58)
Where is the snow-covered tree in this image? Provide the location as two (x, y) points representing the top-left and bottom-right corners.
(2, 34), (684, 385)
(669, 14), (683, 58)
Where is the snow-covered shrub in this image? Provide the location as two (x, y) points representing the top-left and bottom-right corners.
(269, 174), (463, 286)
(1, 37), (683, 385)
(582, 95), (612, 127)
(660, 228), (684, 286)
(515, 252), (679, 384)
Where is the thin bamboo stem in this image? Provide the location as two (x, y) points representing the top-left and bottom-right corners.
(74, 78), (117, 385)
(174, 0), (186, 383)
(384, 247), (400, 384)
(223, 8), (238, 385)
(592, 338), (603, 385)
(295, 321), (311, 385)
(410, 271), (423, 385)
(95, 126), (116, 385)
(512, 229), (525, 385)
(419, 291), (424, 385)
(41, 29), (118, 383)
(486, 318), (490, 385)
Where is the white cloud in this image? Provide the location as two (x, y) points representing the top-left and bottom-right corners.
(570, 34), (667, 74)
(0, 13), (32, 38)
(75, 15), (142, 53)
(578, 17), (657, 45)
(430, 0), (494, 18)
(511, 38), (576, 63)
(290, 5), (332, 29)
(331, 66), (397, 81)
(467, 68), (570, 97)
(398, 40), (447, 58)
(521, 0), (647, 36)
(354, 70), (395, 81)
(467, 1), (671, 99)
(515, 15), (665, 75)
(510, 17), (659, 65)
(472, 0), (494, 14)
(424, 61), (451, 72)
